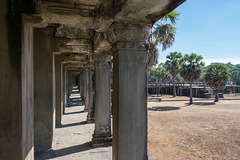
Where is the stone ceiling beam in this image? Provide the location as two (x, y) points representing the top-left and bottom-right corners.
(115, 0), (186, 24)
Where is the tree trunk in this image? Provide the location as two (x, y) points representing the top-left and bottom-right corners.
(214, 89), (218, 102)
(173, 76), (176, 97)
(189, 82), (193, 104)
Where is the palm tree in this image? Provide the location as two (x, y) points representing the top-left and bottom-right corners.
(153, 11), (179, 48)
(204, 63), (230, 102)
(180, 53), (204, 104)
(165, 52), (182, 97)
(156, 67), (172, 83)
(148, 11), (179, 70)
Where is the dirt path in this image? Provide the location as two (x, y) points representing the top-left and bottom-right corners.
(148, 100), (240, 160)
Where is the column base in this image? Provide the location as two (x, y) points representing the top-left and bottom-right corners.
(91, 133), (112, 147)
(86, 116), (95, 123)
(56, 122), (62, 128)
(84, 107), (88, 112)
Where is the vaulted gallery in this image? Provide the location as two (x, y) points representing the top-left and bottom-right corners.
(0, 0), (185, 159)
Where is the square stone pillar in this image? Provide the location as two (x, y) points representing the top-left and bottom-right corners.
(92, 60), (112, 147)
(107, 22), (150, 160)
(63, 66), (68, 113)
(80, 72), (85, 101)
(84, 69), (89, 111)
(61, 63), (67, 114)
(55, 54), (65, 126)
(67, 71), (73, 99)
(33, 28), (59, 153)
(86, 65), (95, 123)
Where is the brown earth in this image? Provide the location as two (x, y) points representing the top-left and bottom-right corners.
(148, 98), (240, 160)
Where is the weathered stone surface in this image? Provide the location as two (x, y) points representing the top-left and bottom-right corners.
(33, 28), (59, 153)
(111, 22), (149, 160)
(86, 66), (95, 123)
(55, 54), (65, 126)
(0, 1), (23, 159)
(92, 61), (112, 147)
(93, 32), (112, 54)
(56, 25), (94, 39)
(84, 69), (89, 111)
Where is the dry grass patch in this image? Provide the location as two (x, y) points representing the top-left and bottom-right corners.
(148, 100), (240, 160)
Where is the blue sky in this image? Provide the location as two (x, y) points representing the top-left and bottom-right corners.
(158, 0), (240, 65)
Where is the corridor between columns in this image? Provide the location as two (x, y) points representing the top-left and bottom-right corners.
(35, 86), (112, 160)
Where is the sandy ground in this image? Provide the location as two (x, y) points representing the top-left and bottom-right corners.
(148, 99), (240, 160)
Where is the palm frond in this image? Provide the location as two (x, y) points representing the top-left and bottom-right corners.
(161, 10), (180, 25)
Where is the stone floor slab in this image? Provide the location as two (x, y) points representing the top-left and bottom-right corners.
(36, 88), (112, 160)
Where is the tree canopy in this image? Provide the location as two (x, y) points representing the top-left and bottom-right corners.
(148, 66), (172, 82)
(204, 63), (230, 102)
(180, 53), (204, 104)
(204, 63), (230, 90)
(180, 53), (205, 83)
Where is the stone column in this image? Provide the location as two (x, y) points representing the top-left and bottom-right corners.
(92, 60), (112, 147)
(55, 54), (65, 126)
(86, 65), (95, 123)
(108, 22), (150, 160)
(61, 63), (67, 114)
(84, 69), (89, 111)
(33, 28), (58, 153)
(64, 66), (68, 113)
(77, 73), (80, 89)
(80, 72), (85, 102)
(67, 71), (72, 99)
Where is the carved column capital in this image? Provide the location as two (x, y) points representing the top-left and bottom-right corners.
(107, 22), (151, 54)
(85, 62), (94, 69)
(92, 54), (112, 62)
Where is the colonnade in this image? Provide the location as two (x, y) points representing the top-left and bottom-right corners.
(0, 0), (184, 159)
(30, 23), (149, 160)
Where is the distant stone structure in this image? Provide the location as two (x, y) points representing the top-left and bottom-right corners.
(148, 82), (240, 98)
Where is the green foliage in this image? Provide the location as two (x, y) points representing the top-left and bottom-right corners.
(148, 10), (179, 70)
(157, 67), (172, 82)
(204, 63), (230, 90)
(176, 74), (185, 83)
(226, 62), (240, 84)
(152, 11), (179, 51)
(231, 70), (240, 84)
(165, 52), (182, 77)
(148, 66), (172, 82)
(153, 24), (176, 51)
(161, 10), (180, 25)
(180, 53), (205, 83)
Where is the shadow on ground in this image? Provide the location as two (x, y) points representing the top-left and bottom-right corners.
(64, 110), (85, 115)
(59, 121), (87, 128)
(186, 102), (216, 106)
(35, 142), (93, 160)
(148, 106), (180, 111)
(148, 98), (160, 101)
